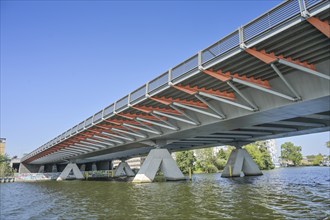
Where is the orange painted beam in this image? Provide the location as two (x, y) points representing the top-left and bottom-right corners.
(202, 69), (232, 82)
(104, 119), (122, 126)
(173, 84), (236, 100)
(150, 97), (208, 109)
(307, 17), (330, 38)
(117, 113), (167, 121)
(107, 119), (149, 126)
(245, 48), (278, 64)
(132, 106), (182, 115)
(94, 124), (113, 130)
(247, 48), (316, 70)
(231, 73), (271, 89)
(94, 122), (126, 131)
(202, 67), (271, 89)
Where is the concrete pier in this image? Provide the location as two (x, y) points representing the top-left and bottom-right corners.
(80, 164), (86, 172)
(57, 163), (84, 181)
(221, 148), (262, 178)
(114, 161), (135, 177)
(133, 148), (185, 183)
(92, 163), (97, 171)
(52, 164), (58, 173)
(38, 165), (45, 173)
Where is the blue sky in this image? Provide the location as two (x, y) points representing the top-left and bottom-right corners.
(1, 1), (329, 158)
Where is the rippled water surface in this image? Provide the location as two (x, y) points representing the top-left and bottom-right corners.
(1, 167), (329, 219)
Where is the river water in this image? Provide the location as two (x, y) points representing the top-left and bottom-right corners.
(1, 167), (329, 220)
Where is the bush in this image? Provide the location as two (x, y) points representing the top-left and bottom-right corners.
(204, 164), (218, 173)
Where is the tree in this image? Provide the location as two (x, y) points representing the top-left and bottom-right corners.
(175, 150), (196, 174)
(244, 142), (274, 170)
(0, 154), (14, 177)
(326, 141), (330, 149)
(194, 148), (217, 173)
(214, 149), (227, 170)
(312, 153), (324, 166)
(281, 142), (303, 166)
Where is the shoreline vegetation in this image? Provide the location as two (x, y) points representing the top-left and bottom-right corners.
(175, 141), (330, 175)
(0, 154), (14, 178)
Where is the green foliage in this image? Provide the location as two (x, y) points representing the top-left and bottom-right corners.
(175, 143), (275, 174)
(175, 150), (196, 174)
(204, 163), (218, 173)
(312, 153), (324, 166)
(214, 158), (227, 170)
(214, 147), (234, 170)
(281, 142), (303, 166)
(244, 141), (274, 170)
(326, 141), (330, 149)
(0, 154), (14, 177)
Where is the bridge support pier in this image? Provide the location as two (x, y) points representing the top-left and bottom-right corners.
(114, 160), (135, 177)
(92, 163), (97, 171)
(57, 163), (84, 181)
(221, 148), (262, 178)
(80, 164), (86, 172)
(132, 148), (185, 183)
(38, 165), (45, 173)
(52, 164), (58, 173)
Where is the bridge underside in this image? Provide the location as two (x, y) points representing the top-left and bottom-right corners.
(22, 1), (330, 166)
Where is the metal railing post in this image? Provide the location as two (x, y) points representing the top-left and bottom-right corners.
(298, 0), (309, 17)
(146, 82), (150, 96)
(198, 51), (202, 66)
(239, 26), (246, 49)
(168, 69), (172, 84)
(128, 93), (131, 106)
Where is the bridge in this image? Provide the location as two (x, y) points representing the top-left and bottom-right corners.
(20, 0), (330, 182)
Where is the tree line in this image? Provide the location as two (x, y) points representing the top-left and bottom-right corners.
(281, 141), (329, 166)
(176, 140), (330, 174)
(175, 141), (275, 174)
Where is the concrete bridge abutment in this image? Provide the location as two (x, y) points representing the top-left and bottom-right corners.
(18, 163), (41, 174)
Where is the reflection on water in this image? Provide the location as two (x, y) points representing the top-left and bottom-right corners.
(1, 167), (329, 219)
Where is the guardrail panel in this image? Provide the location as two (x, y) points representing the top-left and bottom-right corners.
(172, 55), (198, 80)
(202, 31), (239, 64)
(305, 0), (323, 8)
(93, 111), (103, 123)
(130, 85), (146, 104)
(148, 72), (169, 92)
(103, 104), (114, 118)
(85, 116), (93, 127)
(78, 121), (85, 131)
(243, 0), (300, 41)
(115, 95), (129, 111)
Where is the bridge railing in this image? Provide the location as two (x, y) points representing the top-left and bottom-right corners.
(21, 0), (328, 163)
(130, 85), (147, 105)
